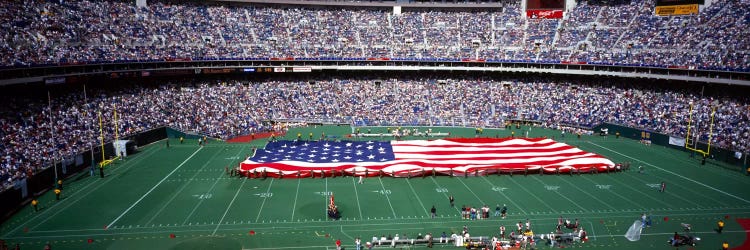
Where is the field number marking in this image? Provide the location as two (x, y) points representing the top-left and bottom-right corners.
(372, 190), (392, 195)
(192, 194), (213, 199)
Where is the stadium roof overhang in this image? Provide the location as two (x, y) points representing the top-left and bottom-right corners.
(0, 60), (748, 86)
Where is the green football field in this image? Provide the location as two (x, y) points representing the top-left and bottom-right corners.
(1, 126), (749, 250)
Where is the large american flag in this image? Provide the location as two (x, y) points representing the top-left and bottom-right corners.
(238, 138), (615, 178)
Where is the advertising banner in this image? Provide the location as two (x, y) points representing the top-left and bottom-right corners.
(526, 10), (564, 19)
(655, 4), (699, 16)
(292, 67), (312, 72)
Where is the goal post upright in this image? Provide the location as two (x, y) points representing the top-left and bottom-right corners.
(684, 102), (716, 158)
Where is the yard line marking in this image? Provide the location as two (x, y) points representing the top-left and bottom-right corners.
(340, 225), (355, 240)
(586, 221), (597, 241)
(291, 178), (302, 221)
(405, 178), (430, 217)
(544, 185), (588, 212)
(551, 175), (617, 210)
(578, 175), (646, 210)
(428, 177), (461, 213)
(597, 173), (672, 208)
(182, 146), (247, 225)
(146, 147), (225, 226)
(107, 146), (204, 229)
(213, 177), (247, 236)
(455, 177), (486, 205)
(479, 176), (527, 215)
(504, 175), (559, 213)
(378, 177), (397, 219)
(19, 146), (161, 234)
(255, 178), (275, 223)
(324, 178), (329, 220)
(630, 166), (730, 206)
(622, 139), (750, 185)
(618, 172), (705, 208)
(589, 141), (750, 204)
(352, 177), (363, 220)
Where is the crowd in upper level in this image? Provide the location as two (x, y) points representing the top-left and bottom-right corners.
(0, 0), (748, 71)
(1, 76), (748, 189)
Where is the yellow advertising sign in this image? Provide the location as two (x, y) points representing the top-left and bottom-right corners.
(655, 4), (699, 16)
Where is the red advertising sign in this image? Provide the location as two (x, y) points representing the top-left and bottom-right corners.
(526, 9), (563, 19)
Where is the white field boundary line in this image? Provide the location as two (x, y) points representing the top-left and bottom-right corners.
(340, 225), (355, 240)
(577, 175), (647, 210)
(14, 147), (161, 235)
(291, 178), (302, 221)
(352, 177), (363, 220)
(146, 148), (225, 226)
(378, 177), (398, 219)
(106, 147), (204, 229)
(595, 171), (673, 208)
(455, 177), (486, 205)
(253, 229), (723, 250)
(428, 177), (462, 214)
(504, 175), (559, 213)
(405, 178), (430, 217)
(651, 142), (750, 184)
(478, 176), (528, 215)
(589, 141), (750, 204)
(586, 221), (596, 241)
(254, 178), (275, 223)
(548, 175), (617, 210)
(9, 226), (750, 241)
(181, 145), (248, 225)
(213, 177), (248, 236)
(589, 230), (750, 238)
(618, 168), (706, 208)
(11, 211), (750, 239)
(593, 143), (731, 207)
(529, 176), (590, 212)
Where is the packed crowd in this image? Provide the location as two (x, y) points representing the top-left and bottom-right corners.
(1, 76), (748, 189)
(0, 0), (748, 70)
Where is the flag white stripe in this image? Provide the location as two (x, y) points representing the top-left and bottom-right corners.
(254, 156), (616, 174)
(391, 138), (556, 147)
(242, 153), (602, 168)
(391, 143), (574, 152)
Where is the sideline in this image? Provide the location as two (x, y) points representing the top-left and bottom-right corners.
(107, 147), (204, 228)
(588, 141), (750, 204)
(4, 146), (160, 236)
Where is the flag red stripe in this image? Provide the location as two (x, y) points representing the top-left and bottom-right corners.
(239, 138), (616, 177)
